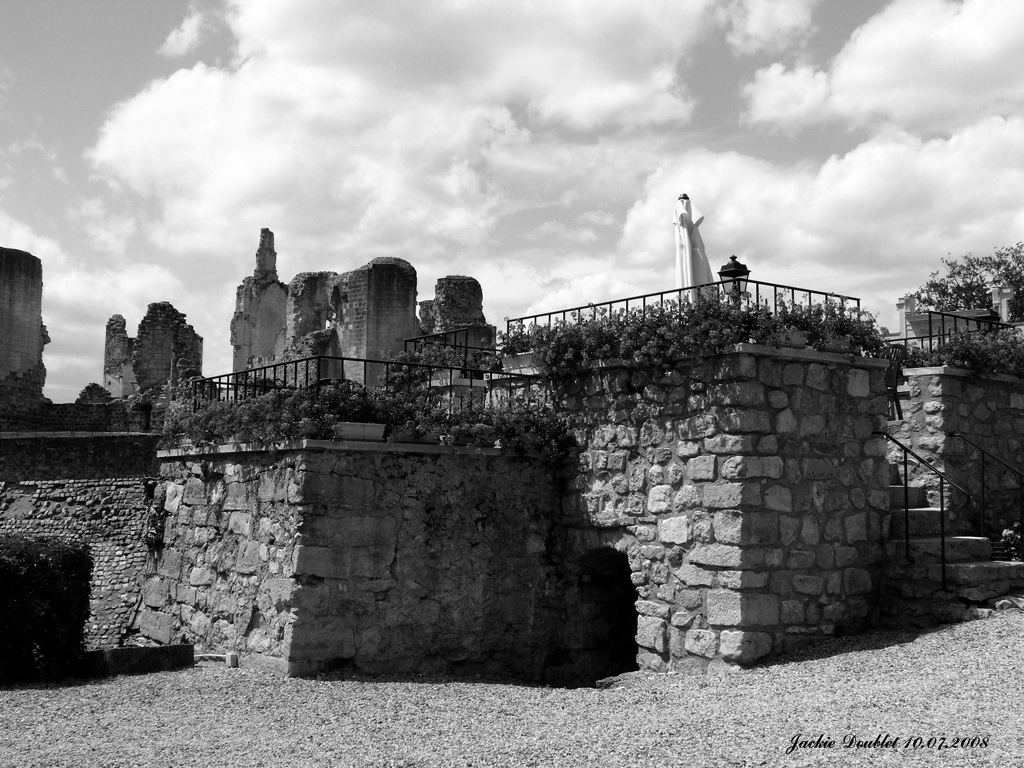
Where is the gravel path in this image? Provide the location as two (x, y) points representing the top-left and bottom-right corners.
(2, 613), (1022, 768)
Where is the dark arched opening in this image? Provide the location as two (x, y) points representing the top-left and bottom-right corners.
(546, 547), (638, 687)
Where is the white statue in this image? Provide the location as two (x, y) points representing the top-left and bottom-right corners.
(674, 193), (713, 292)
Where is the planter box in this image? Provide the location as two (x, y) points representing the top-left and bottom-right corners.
(331, 422), (386, 441)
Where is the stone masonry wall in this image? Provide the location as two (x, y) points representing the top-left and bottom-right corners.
(0, 435), (161, 483)
(890, 366), (1024, 534)
(561, 345), (890, 672)
(146, 442), (562, 679)
(0, 478), (150, 649)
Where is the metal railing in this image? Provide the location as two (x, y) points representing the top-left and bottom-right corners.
(876, 431), (971, 591)
(891, 309), (1011, 355)
(403, 327), (498, 366)
(191, 354), (543, 411)
(953, 433), (1024, 561)
(506, 278), (861, 332)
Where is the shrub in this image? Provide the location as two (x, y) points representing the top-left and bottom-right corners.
(499, 296), (886, 388)
(0, 535), (93, 684)
(903, 329), (1024, 378)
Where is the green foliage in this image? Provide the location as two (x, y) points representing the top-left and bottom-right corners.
(914, 243), (1024, 321)
(500, 296), (886, 387)
(904, 328), (1024, 377)
(1001, 522), (1022, 561)
(163, 383), (572, 460)
(0, 535), (93, 683)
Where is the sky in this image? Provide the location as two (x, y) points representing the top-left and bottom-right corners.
(1, 0), (1023, 403)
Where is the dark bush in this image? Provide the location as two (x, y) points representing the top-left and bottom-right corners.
(0, 535), (93, 684)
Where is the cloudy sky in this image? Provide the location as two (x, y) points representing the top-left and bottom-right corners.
(2, 0), (1023, 402)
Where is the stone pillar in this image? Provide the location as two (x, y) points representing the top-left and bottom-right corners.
(103, 315), (138, 398)
(0, 247), (49, 424)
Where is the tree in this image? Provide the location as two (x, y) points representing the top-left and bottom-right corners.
(914, 243), (1024, 321)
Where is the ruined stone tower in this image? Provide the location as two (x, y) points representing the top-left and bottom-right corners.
(419, 275), (496, 350)
(229, 230), (420, 378)
(102, 303), (203, 399)
(230, 228), (287, 370)
(0, 247), (49, 424)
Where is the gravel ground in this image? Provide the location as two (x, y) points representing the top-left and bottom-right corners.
(2, 613), (1022, 768)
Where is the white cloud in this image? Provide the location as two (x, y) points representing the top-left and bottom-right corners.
(159, 4), (206, 58)
(718, 0), (820, 55)
(743, 0), (1024, 134)
(742, 63), (830, 131)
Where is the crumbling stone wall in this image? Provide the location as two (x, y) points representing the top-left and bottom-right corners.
(103, 315), (138, 398)
(0, 478), (150, 649)
(133, 302), (203, 396)
(0, 247), (49, 427)
(562, 345), (890, 672)
(419, 275), (496, 351)
(145, 443), (563, 678)
(0, 435), (161, 649)
(230, 229), (288, 370)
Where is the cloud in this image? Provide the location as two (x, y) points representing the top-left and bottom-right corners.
(741, 63), (830, 131)
(743, 0), (1024, 134)
(717, 0), (820, 55)
(159, 4), (206, 58)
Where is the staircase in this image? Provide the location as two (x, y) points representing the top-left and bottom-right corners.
(879, 476), (1024, 626)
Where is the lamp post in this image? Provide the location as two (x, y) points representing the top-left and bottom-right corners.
(718, 256), (750, 304)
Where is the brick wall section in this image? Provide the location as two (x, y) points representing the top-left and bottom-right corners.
(0, 247), (49, 427)
(561, 345), (890, 672)
(145, 443), (563, 678)
(890, 366), (1024, 533)
(0, 478), (150, 649)
(0, 435), (160, 482)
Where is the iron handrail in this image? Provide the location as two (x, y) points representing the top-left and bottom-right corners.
(953, 433), (1024, 560)
(875, 431), (971, 591)
(506, 278), (861, 332)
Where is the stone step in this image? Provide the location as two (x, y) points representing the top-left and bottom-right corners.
(941, 560), (1024, 586)
(886, 536), (992, 564)
(888, 504), (977, 538)
(889, 484), (929, 510)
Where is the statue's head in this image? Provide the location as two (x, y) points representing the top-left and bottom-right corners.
(678, 193), (689, 200)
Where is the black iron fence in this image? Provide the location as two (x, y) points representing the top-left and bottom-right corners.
(191, 354), (544, 410)
(890, 309), (1012, 354)
(505, 278), (861, 332)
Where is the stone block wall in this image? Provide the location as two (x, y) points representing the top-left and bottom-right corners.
(560, 345), (890, 672)
(0, 435), (160, 483)
(890, 366), (1024, 534)
(0, 247), (49, 427)
(146, 442), (563, 679)
(0, 477), (151, 649)
(103, 315), (138, 398)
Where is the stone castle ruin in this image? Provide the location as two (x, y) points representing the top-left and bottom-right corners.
(0, 247), (49, 426)
(230, 229), (495, 373)
(103, 303), (203, 400)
